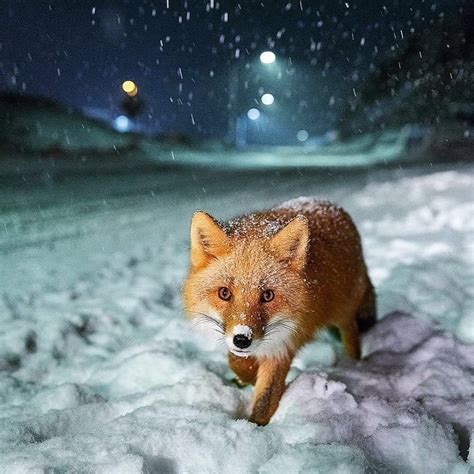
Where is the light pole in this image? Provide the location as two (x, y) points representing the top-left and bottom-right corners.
(227, 52), (277, 147)
(235, 108), (262, 148)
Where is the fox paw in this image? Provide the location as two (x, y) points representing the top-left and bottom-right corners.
(231, 377), (249, 388)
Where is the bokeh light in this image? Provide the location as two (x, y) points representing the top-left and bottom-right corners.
(114, 115), (130, 132)
(259, 51), (276, 64)
(247, 108), (261, 120)
(261, 93), (275, 106)
(122, 80), (138, 97)
(297, 129), (309, 142)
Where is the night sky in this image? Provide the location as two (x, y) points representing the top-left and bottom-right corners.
(0, 0), (466, 139)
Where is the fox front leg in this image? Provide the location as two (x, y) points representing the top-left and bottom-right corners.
(249, 357), (292, 426)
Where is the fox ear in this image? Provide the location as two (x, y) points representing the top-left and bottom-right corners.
(270, 215), (309, 270)
(190, 211), (231, 267)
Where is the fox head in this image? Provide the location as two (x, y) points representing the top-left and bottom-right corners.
(183, 210), (311, 360)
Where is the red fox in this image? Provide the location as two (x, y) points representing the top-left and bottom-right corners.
(183, 198), (376, 426)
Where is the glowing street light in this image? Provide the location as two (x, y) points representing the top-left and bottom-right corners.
(114, 115), (130, 132)
(259, 51), (276, 64)
(247, 108), (260, 120)
(122, 80), (138, 97)
(261, 93), (275, 106)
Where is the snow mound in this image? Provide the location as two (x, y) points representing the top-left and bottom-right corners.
(1, 313), (472, 472)
(357, 170), (474, 344)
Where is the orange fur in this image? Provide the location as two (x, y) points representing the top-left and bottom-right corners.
(183, 199), (376, 425)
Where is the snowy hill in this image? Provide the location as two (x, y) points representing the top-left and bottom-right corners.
(0, 94), (132, 153)
(0, 164), (473, 471)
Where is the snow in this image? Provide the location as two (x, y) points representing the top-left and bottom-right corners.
(0, 163), (473, 472)
(233, 324), (253, 338)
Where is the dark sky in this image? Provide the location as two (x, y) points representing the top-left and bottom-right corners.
(0, 0), (466, 138)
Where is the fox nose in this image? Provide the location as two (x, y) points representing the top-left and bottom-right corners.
(233, 334), (252, 349)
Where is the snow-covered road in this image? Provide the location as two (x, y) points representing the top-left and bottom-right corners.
(0, 163), (473, 472)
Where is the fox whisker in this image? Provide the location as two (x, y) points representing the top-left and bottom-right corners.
(190, 311), (225, 335)
(265, 324), (295, 336)
(192, 320), (225, 335)
(189, 311), (224, 326)
(264, 319), (298, 338)
(255, 317), (298, 359)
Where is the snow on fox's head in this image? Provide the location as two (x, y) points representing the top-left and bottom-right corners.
(183, 210), (311, 360)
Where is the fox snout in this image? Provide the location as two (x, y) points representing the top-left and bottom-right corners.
(226, 323), (256, 356)
(233, 334), (252, 349)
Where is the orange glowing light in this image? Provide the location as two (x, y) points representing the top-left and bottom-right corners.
(122, 80), (138, 97)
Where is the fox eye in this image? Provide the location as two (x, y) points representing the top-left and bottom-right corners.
(261, 289), (275, 303)
(218, 287), (232, 301)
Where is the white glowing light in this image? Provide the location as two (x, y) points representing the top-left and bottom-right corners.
(247, 108), (260, 120)
(114, 115), (130, 132)
(260, 51), (276, 64)
(297, 129), (309, 142)
(261, 93), (275, 105)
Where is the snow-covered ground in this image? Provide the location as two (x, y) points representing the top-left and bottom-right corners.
(0, 162), (473, 472)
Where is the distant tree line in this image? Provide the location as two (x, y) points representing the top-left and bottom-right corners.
(340, 5), (473, 137)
